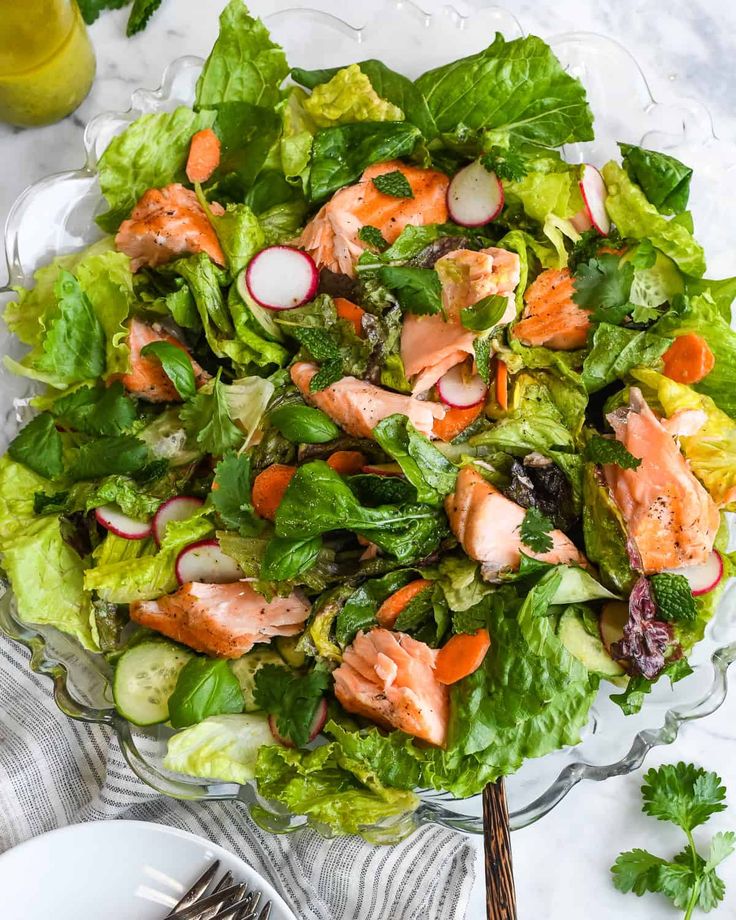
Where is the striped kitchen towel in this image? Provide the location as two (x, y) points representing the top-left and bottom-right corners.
(0, 636), (475, 919)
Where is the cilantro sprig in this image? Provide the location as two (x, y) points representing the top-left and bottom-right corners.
(253, 664), (329, 747)
(612, 763), (734, 918)
(572, 252), (634, 325)
(480, 145), (529, 182)
(519, 507), (554, 554)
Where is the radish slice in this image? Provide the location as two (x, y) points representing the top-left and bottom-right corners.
(663, 550), (723, 596)
(245, 246), (318, 311)
(447, 160), (504, 227)
(95, 505), (152, 540)
(437, 363), (488, 408)
(153, 496), (205, 546)
(570, 207), (593, 233)
(599, 601), (629, 655)
(579, 165), (610, 235)
(268, 697), (328, 748)
(175, 539), (244, 585)
(361, 463), (404, 478)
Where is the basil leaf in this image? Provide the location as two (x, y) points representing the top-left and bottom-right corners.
(461, 294), (509, 331)
(140, 341), (197, 400)
(377, 266), (442, 315)
(168, 658), (244, 729)
(261, 535), (322, 581)
(8, 413), (64, 480)
(269, 405), (340, 443)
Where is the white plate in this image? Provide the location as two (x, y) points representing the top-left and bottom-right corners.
(0, 820), (296, 920)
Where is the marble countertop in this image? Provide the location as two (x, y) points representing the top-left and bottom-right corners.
(1, 2), (735, 917)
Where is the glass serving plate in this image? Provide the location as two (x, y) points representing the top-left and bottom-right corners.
(1, 0), (735, 840)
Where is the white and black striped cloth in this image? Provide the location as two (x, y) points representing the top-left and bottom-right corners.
(0, 638), (474, 919)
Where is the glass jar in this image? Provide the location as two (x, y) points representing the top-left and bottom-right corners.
(0, 0), (96, 127)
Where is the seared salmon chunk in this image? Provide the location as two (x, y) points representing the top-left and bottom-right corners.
(120, 318), (210, 403)
(513, 268), (591, 350)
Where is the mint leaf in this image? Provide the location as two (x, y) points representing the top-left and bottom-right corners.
(461, 294), (509, 331)
(358, 225), (388, 251)
(140, 341), (197, 400)
(519, 507), (554, 554)
(126, 0), (163, 35)
(51, 382), (137, 436)
(372, 170), (414, 198)
(211, 452), (262, 536)
(584, 435), (641, 470)
(67, 435), (151, 481)
(8, 413), (64, 480)
(572, 253), (634, 325)
(254, 664), (329, 747)
(650, 573), (697, 625)
(642, 763), (727, 832)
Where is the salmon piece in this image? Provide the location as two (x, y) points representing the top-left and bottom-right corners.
(130, 582), (310, 658)
(513, 268), (590, 350)
(121, 318), (210, 403)
(115, 183), (225, 272)
(294, 161), (449, 278)
(401, 247), (520, 394)
(290, 361), (446, 439)
(333, 628), (449, 746)
(445, 466), (587, 580)
(603, 388), (719, 572)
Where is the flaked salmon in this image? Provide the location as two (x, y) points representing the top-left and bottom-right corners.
(401, 247), (520, 394)
(333, 628), (449, 746)
(121, 318), (210, 403)
(513, 268), (590, 350)
(445, 466), (587, 580)
(603, 388), (719, 572)
(294, 161), (449, 278)
(129, 581), (310, 658)
(291, 361), (446, 439)
(115, 183), (225, 272)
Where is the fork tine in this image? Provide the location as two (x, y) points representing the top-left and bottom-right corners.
(196, 874), (245, 920)
(167, 861), (221, 915)
(235, 890), (263, 920)
(208, 898), (259, 920)
(166, 884), (246, 920)
(256, 904), (272, 920)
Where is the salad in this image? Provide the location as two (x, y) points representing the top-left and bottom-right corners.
(2, 0), (735, 839)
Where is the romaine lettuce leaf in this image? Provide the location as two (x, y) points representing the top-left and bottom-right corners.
(303, 64), (404, 127)
(212, 203), (264, 274)
(601, 161), (706, 277)
(1, 516), (98, 651)
(278, 88), (316, 187)
(619, 143), (692, 215)
(165, 713), (273, 783)
(686, 276), (736, 322)
(581, 323), (672, 393)
(194, 0), (288, 110)
(416, 33), (594, 146)
(0, 457), (50, 548)
(581, 463), (636, 594)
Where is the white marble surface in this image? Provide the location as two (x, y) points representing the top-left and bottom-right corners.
(1, 2), (735, 917)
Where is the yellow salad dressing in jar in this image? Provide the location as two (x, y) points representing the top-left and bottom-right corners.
(0, 0), (96, 127)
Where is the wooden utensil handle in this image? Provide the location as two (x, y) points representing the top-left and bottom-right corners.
(483, 780), (517, 920)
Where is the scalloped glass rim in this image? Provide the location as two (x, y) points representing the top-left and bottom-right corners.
(1, 1), (735, 839)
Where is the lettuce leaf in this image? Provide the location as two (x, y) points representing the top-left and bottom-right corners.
(97, 107), (216, 232)
(194, 0), (288, 110)
(165, 714), (273, 783)
(619, 143), (692, 215)
(581, 463), (636, 594)
(416, 33), (594, 146)
(632, 368), (736, 509)
(1, 516), (98, 651)
(0, 457), (50, 548)
(212, 203), (264, 274)
(303, 64), (404, 127)
(581, 323), (672, 393)
(601, 161), (706, 277)
(254, 740), (419, 839)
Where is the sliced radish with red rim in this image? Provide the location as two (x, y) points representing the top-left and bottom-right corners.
(437, 363), (488, 408)
(95, 505), (152, 540)
(153, 496), (205, 546)
(245, 246), (318, 311)
(175, 539), (244, 585)
(268, 697), (328, 748)
(579, 165), (610, 236)
(662, 550), (723, 597)
(447, 160), (504, 227)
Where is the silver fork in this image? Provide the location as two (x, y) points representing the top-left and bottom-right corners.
(165, 859), (272, 920)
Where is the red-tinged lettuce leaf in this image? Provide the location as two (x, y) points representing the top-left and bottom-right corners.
(611, 576), (674, 679)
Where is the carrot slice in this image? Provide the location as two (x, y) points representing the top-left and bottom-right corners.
(186, 129), (221, 184)
(435, 629), (491, 685)
(432, 403), (483, 442)
(495, 358), (508, 411)
(334, 297), (366, 337)
(377, 578), (433, 628)
(326, 450), (366, 476)
(662, 333), (715, 384)
(251, 464), (297, 521)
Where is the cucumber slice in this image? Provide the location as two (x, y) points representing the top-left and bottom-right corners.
(113, 641), (193, 726)
(275, 634), (307, 669)
(558, 608), (625, 678)
(625, 251), (684, 309)
(235, 269), (285, 342)
(230, 647), (288, 712)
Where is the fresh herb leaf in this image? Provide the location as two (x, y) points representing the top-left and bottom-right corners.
(630, 303), (662, 324)
(611, 849), (668, 896)
(474, 336), (492, 385)
(309, 361), (344, 392)
(619, 143), (693, 216)
(358, 225), (388, 251)
(372, 170), (414, 198)
(642, 763), (727, 832)
(180, 373), (243, 456)
(269, 404), (339, 443)
(480, 145), (529, 181)
(650, 574), (697, 625)
(584, 435), (641, 470)
(461, 294), (509, 331)
(51, 382), (137, 436)
(76, 0), (128, 26)
(140, 341), (197, 400)
(210, 452), (262, 536)
(126, 0), (163, 35)
(373, 414), (457, 506)
(254, 664), (329, 747)
(260, 535), (322, 581)
(168, 658), (244, 729)
(572, 253), (634, 325)
(377, 266), (443, 316)
(610, 658), (693, 716)
(8, 414), (64, 480)
(519, 507), (554, 554)
(67, 435), (151, 481)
